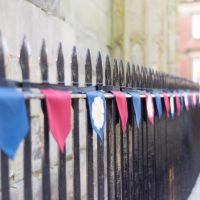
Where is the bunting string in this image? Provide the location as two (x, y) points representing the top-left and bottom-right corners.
(0, 86), (199, 159)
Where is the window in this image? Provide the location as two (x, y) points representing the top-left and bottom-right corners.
(192, 58), (200, 83)
(192, 15), (200, 39)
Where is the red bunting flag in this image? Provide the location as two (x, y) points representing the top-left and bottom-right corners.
(41, 89), (71, 153)
(111, 91), (128, 133)
(175, 93), (181, 116)
(145, 93), (154, 125)
(163, 93), (170, 118)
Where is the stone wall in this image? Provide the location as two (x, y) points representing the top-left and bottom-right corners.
(0, 0), (179, 199)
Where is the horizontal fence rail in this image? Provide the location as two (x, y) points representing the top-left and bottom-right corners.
(0, 33), (200, 200)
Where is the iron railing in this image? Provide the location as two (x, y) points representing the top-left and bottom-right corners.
(0, 33), (200, 200)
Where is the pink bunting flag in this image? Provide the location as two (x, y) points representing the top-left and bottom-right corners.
(175, 93), (181, 116)
(145, 93), (154, 125)
(163, 93), (170, 118)
(111, 91), (128, 132)
(192, 92), (197, 107)
(41, 89), (71, 153)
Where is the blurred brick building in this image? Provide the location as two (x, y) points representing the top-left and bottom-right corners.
(179, 0), (200, 83)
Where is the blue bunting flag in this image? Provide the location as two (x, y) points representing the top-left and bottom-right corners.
(184, 92), (189, 111)
(153, 92), (162, 118)
(128, 91), (141, 128)
(86, 91), (106, 140)
(180, 94), (184, 113)
(0, 87), (29, 159)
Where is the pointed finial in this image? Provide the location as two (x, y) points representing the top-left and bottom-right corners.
(57, 42), (64, 84)
(132, 63), (136, 87)
(96, 51), (103, 85)
(0, 32), (8, 78)
(113, 59), (119, 86)
(71, 46), (79, 85)
(119, 60), (124, 86)
(136, 64), (141, 87)
(126, 62), (131, 87)
(105, 55), (111, 85)
(85, 48), (92, 85)
(19, 36), (31, 80)
(40, 40), (48, 82)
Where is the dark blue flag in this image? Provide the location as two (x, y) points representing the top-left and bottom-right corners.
(86, 91), (106, 141)
(153, 92), (162, 118)
(180, 94), (184, 112)
(0, 87), (29, 159)
(128, 92), (141, 128)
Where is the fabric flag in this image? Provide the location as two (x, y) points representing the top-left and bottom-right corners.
(86, 91), (106, 140)
(183, 92), (189, 111)
(192, 92), (197, 107)
(175, 93), (181, 116)
(128, 91), (141, 128)
(190, 93), (193, 107)
(198, 92), (200, 105)
(188, 92), (191, 108)
(180, 94), (184, 113)
(170, 93), (175, 118)
(145, 93), (154, 125)
(41, 89), (71, 153)
(0, 87), (29, 159)
(111, 91), (128, 132)
(153, 92), (162, 118)
(163, 93), (170, 118)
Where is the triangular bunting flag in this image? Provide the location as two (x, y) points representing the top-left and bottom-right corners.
(192, 92), (197, 107)
(153, 92), (162, 118)
(145, 93), (154, 125)
(0, 87), (29, 159)
(180, 94), (184, 113)
(128, 91), (141, 128)
(183, 92), (189, 111)
(199, 92), (200, 106)
(111, 91), (128, 132)
(41, 89), (71, 153)
(163, 93), (170, 118)
(170, 93), (175, 118)
(190, 93), (193, 107)
(86, 91), (106, 140)
(175, 93), (181, 116)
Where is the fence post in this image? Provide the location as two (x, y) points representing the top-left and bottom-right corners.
(40, 40), (51, 200)
(19, 37), (32, 200)
(105, 55), (115, 200)
(113, 59), (121, 200)
(96, 52), (104, 200)
(126, 62), (134, 200)
(56, 43), (67, 200)
(132, 63), (140, 200)
(0, 32), (10, 200)
(119, 60), (129, 200)
(137, 65), (145, 200)
(85, 49), (94, 200)
(71, 46), (81, 200)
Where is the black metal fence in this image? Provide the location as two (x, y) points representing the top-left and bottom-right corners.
(0, 34), (200, 200)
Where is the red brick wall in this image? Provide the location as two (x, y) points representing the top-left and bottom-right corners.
(179, 55), (192, 79)
(179, 14), (200, 79)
